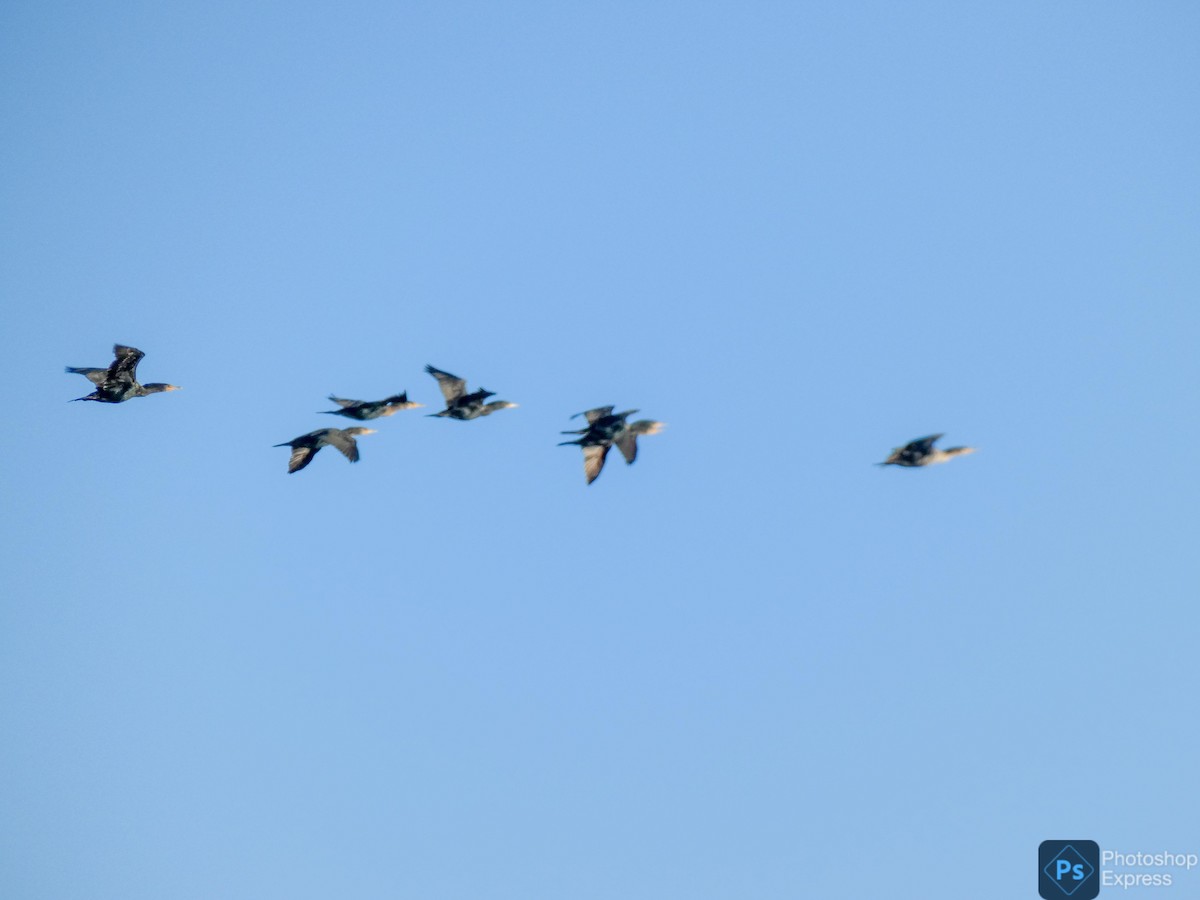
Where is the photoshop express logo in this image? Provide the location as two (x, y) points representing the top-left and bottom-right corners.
(1040, 840), (1100, 900)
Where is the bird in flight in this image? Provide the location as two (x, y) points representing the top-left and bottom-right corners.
(878, 434), (976, 467)
(66, 344), (180, 403)
(320, 392), (423, 420)
(424, 365), (517, 420)
(559, 406), (664, 484)
(273, 427), (376, 473)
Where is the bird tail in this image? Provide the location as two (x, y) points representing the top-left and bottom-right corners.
(272, 442), (292, 447)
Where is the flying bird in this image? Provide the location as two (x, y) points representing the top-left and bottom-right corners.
(878, 434), (976, 467)
(424, 365), (517, 420)
(273, 427), (376, 474)
(559, 406), (664, 484)
(320, 392), (423, 420)
(66, 344), (180, 403)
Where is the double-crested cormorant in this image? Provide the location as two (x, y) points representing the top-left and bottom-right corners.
(273, 427), (376, 473)
(559, 406), (664, 484)
(66, 344), (180, 403)
(425, 365), (517, 420)
(320, 392), (423, 420)
(878, 434), (976, 467)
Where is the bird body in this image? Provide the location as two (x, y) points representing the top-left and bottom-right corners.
(66, 344), (179, 403)
(274, 427), (376, 473)
(321, 392), (423, 420)
(879, 434), (976, 467)
(425, 365), (517, 420)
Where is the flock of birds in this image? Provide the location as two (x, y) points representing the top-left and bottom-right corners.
(67, 343), (977, 481)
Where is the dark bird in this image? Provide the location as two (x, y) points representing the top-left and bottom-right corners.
(559, 406), (664, 484)
(66, 344), (180, 403)
(320, 392), (423, 420)
(425, 365), (517, 420)
(878, 433), (976, 467)
(273, 427), (376, 474)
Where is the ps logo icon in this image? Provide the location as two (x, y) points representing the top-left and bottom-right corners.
(1039, 840), (1099, 899)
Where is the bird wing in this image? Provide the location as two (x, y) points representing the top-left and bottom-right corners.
(66, 366), (110, 385)
(383, 392), (410, 404)
(905, 434), (944, 454)
(614, 432), (638, 464)
(425, 366), (467, 402)
(327, 395), (361, 409)
(106, 345), (144, 383)
(572, 406), (614, 424)
(583, 443), (610, 484)
(287, 445), (318, 473)
(323, 430), (361, 463)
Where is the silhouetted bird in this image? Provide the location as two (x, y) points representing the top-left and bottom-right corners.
(66, 344), (180, 403)
(878, 434), (976, 467)
(559, 407), (663, 484)
(273, 427), (376, 474)
(320, 392), (423, 420)
(425, 365), (517, 420)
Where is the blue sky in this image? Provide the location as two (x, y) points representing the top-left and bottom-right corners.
(2, 2), (1198, 897)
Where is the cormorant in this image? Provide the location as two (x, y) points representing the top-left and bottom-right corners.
(273, 427), (376, 474)
(878, 434), (976, 467)
(425, 365), (517, 420)
(66, 344), (180, 403)
(320, 392), (423, 420)
(559, 407), (663, 484)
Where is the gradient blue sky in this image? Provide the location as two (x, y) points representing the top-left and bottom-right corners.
(2, 3), (1198, 898)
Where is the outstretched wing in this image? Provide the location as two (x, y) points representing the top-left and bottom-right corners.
(614, 432), (638, 464)
(65, 366), (110, 385)
(583, 443), (610, 484)
(327, 395), (361, 409)
(323, 430), (361, 463)
(571, 406), (614, 424)
(287, 445), (318, 473)
(106, 345), (144, 384)
(425, 365), (467, 403)
(904, 434), (943, 455)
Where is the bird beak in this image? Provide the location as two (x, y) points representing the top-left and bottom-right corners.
(167, 385), (181, 391)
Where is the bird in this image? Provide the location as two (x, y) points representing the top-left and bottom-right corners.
(559, 406), (664, 483)
(424, 365), (517, 420)
(273, 427), (376, 474)
(878, 434), (976, 467)
(66, 344), (180, 403)
(320, 392), (423, 420)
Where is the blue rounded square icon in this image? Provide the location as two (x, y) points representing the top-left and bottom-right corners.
(1039, 840), (1100, 900)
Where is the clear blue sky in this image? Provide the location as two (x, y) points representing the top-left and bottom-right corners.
(2, 3), (1198, 898)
